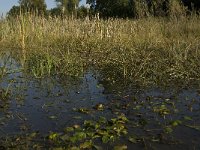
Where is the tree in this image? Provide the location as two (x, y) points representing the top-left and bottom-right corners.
(48, 8), (62, 16)
(182, 0), (200, 11)
(18, 0), (47, 14)
(77, 6), (88, 18)
(55, 0), (81, 15)
(87, 0), (132, 18)
(7, 5), (21, 17)
(146, 0), (169, 16)
(86, 0), (95, 9)
(109, 0), (132, 17)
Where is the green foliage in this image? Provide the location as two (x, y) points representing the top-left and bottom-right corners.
(19, 0), (47, 14)
(77, 6), (88, 18)
(55, 0), (80, 16)
(48, 114), (128, 148)
(7, 6), (21, 17)
(6, 0), (200, 19)
(48, 7), (62, 16)
(87, 0), (200, 18)
(7, 0), (47, 17)
(93, 0), (133, 18)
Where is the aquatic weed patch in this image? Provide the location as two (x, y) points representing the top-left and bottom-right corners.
(0, 114), (128, 149)
(0, 84), (200, 149)
(1, 15), (200, 85)
(47, 114), (128, 148)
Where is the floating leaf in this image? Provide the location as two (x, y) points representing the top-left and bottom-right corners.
(128, 136), (137, 143)
(164, 126), (173, 134)
(48, 115), (57, 119)
(52, 148), (64, 150)
(93, 145), (103, 150)
(94, 103), (104, 111)
(102, 135), (110, 143)
(80, 140), (93, 149)
(70, 132), (87, 143)
(113, 145), (127, 150)
(99, 117), (107, 124)
(29, 132), (37, 138)
(170, 120), (182, 127)
(134, 105), (142, 110)
(64, 127), (74, 132)
(184, 116), (193, 121)
(49, 132), (58, 140)
(185, 125), (200, 131)
(69, 146), (80, 150)
(77, 108), (90, 114)
(72, 116), (82, 119)
(73, 124), (80, 129)
(60, 134), (69, 141)
(84, 120), (96, 128)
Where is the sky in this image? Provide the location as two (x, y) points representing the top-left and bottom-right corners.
(0, 0), (86, 15)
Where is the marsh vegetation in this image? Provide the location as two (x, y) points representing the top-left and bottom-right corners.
(0, 1), (200, 149)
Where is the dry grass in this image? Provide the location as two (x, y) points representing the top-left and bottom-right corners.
(0, 12), (200, 86)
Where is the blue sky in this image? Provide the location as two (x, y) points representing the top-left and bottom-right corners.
(0, 0), (86, 15)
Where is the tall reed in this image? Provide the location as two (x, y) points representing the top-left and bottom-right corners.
(0, 9), (200, 86)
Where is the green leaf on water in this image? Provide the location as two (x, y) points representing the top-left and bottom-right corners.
(84, 120), (95, 127)
(185, 125), (200, 131)
(77, 108), (90, 114)
(128, 136), (137, 143)
(98, 117), (107, 124)
(49, 132), (58, 140)
(118, 114), (128, 122)
(94, 103), (104, 111)
(170, 120), (182, 127)
(80, 140), (93, 149)
(29, 132), (37, 138)
(97, 129), (107, 136)
(64, 127), (74, 132)
(164, 126), (173, 134)
(72, 116), (82, 119)
(184, 116), (193, 121)
(48, 115), (57, 119)
(134, 105), (142, 110)
(52, 148), (64, 150)
(69, 146), (80, 150)
(93, 145), (103, 150)
(113, 145), (127, 150)
(102, 135), (110, 143)
(60, 134), (69, 141)
(70, 132), (87, 143)
(96, 84), (103, 88)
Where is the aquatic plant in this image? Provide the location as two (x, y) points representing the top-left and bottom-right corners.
(0, 13), (200, 86)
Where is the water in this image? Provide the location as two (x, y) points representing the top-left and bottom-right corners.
(0, 52), (200, 149)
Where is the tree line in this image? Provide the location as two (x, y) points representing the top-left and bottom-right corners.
(7, 0), (200, 18)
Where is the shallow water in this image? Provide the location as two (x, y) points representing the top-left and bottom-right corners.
(0, 52), (200, 149)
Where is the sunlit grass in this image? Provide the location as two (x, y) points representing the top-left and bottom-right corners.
(0, 13), (200, 86)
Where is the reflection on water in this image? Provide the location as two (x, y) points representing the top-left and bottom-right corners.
(0, 52), (200, 149)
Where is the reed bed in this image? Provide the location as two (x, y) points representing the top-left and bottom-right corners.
(0, 14), (200, 86)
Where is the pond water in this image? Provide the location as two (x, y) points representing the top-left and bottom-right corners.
(0, 52), (200, 149)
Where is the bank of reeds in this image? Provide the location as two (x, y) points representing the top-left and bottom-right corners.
(0, 12), (200, 86)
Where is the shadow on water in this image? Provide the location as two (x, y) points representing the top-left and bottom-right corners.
(0, 52), (200, 149)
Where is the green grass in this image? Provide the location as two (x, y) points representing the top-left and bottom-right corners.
(0, 14), (200, 86)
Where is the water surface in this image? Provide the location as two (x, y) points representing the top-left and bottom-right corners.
(0, 52), (200, 149)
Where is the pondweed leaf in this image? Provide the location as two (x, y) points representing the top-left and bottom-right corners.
(113, 145), (127, 150)
(80, 140), (93, 149)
